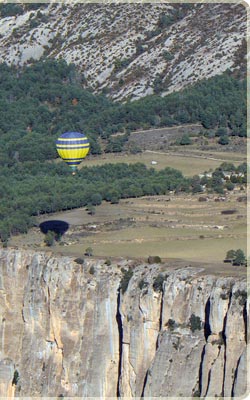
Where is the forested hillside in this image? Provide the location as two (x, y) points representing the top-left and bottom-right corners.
(0, 60), (247, 243)
(0, 60), (247, 165)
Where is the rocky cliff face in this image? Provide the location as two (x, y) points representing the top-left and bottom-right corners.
(0, 249), (248, 398)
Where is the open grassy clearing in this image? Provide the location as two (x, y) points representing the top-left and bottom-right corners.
(175, 148), (247, 161)
(59, 236), (246, 264)
(10, 190), (247, 266)
(81, 149), (246, 177)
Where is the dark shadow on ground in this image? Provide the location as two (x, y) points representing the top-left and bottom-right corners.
(39, 220), (69, 239)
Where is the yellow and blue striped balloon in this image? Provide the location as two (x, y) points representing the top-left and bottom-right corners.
(56, 132), (90, 173)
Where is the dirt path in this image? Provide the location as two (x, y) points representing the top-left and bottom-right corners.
(129, 123), (202, 135)
(145, 150), (245, 163)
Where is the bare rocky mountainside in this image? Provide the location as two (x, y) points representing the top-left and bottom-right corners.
(0, 249), (248, 397)
(0, 2), (246, 101)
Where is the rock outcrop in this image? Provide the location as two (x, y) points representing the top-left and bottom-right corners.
(0, 3), (246, 101)
(0, 249), (248, 397)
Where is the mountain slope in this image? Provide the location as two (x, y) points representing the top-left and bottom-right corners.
(0, 2), (247, 101)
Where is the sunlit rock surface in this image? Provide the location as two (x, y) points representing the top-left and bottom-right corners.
(0, 3), (246, 101)
(0, 249), (247, 398)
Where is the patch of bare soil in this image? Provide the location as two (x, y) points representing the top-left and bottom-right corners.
(126, 123), (202, 151)
(161, 259), (247, 279)
(125, 123), (247, 155)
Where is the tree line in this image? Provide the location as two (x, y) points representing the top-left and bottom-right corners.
(0, 159), (247, 244)
(0, 162), (190, 243)
(190, 162), (247, 194)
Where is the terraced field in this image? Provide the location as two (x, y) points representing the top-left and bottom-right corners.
(10, 190), (247, 266)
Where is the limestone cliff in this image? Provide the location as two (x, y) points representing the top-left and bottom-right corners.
(0, 249), (248, 398)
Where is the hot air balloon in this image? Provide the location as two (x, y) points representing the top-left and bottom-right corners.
(56, 131), (90, 174)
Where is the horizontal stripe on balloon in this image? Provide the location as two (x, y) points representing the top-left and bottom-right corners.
(56, 137), (89, 142)
(56, 140), (89, 144)
(65, 161), (81, 165)
(56, 144), (89, 148)
(56, 149), (89, 157)
(61, 157), (84, 161)
(56, 145), (89, 149)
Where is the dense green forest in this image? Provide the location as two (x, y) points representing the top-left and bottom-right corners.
(0, 60), (247, 243)
(0, 162), (190, 243)
(0, 59), (246, 165)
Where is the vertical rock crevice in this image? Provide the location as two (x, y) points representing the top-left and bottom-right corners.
(243, 300), (247, 344)
(204, 296), (211, 341)
(141, 370), (149, 398)
(198, 344), (206, 396)
(158, 290), (164, 333)
(198, 296), (211, 395)
(155, 290), (164, 351)
(221, 289), (233, 396)
(231, 353), (242, 397)
(116, 287), (123, 398)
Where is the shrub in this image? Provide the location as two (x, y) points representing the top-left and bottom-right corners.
(87, 204), (95, 215)
(237, 196), (247, 202)
(234, 289), (247, 305)
(218, 135), (229, 145)
(192, 183), (203, 194)
(167, 318), (176, 332)
(225, 181), (234, 191)
(74, 257), (84, 265)
(163, 51), (174, 61)
(189, 314), (202, 332)
(12, 370), (19, 386)
(89, 266), (95, 275)
(192, 389), (201, 398)
(138, 279), (148, 290)
(220, 292), (230, 300)
(179, 134), (192, 145)
(1, 3), (24, 17)
(224, 249), (246, 266)
(85, 247), (93, 256)
(233, 249), (246, 266)
(221, 209), (237, 215)
(198, 196), (208, 202)
(120, 268), (133, 294)
(44, 230), (55, 247)
(224, 249), (236, 263)
(91, 193), (102, 206)
(153, 274), (167, 292)
(148, 255), (162, 264)
(215, 127), (227, 137)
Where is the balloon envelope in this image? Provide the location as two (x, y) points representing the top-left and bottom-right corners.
(56, 131), (90, 172)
